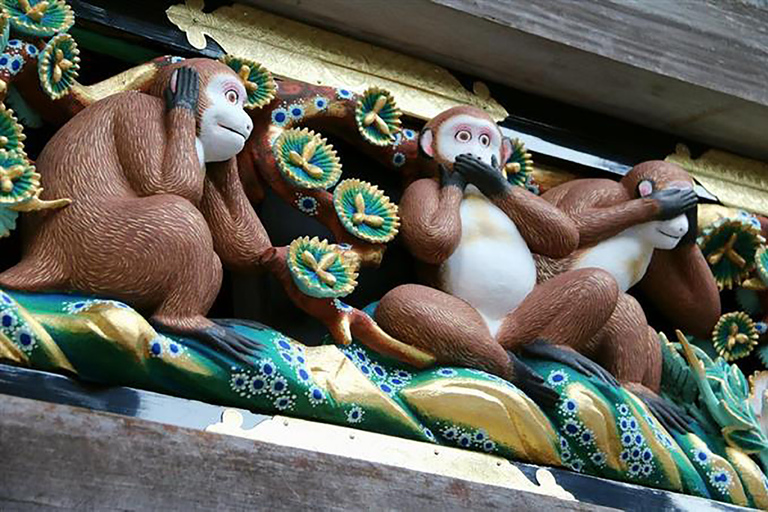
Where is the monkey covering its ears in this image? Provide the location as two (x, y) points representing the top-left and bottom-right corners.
(375, 106), (622, 409)
(0, 58), (276, 363)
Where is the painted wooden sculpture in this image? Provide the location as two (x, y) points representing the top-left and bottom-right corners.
(0, 3), (767, 505)
(375, 106), (620, 407)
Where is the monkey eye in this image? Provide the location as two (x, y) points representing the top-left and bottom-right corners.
(455, 130), (471, 143)
(225, 89), (239, 104)
(479, 133), (490, 147)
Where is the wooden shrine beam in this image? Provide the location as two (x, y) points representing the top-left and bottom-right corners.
(244, 0), (768, 161)
(0, 395), (605, 511)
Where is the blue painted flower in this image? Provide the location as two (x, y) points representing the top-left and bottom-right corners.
(271, 107), (289, 127)
(628, 462), (642, 477)
(250, 376), (268, 394)
(337, 88), (354, 100)
(274, 394), (296, 411)
(561, 450), (571, 462)
(619, 418), (629, 431)
(307, 386), (326, 406)
(296, 366), (311, 383)
(457, 433), (472, 448)
(149, 339), (162, 357)
(621, 432), (634, 447)
(230, 372), (249, 392)
(591, 452), (606, 467)
(354, 348), (369, 363)
(395, 370), (411, 380)
(474, 430), (488, 443)
(641, 448), (653, 462)
(7, 40), (20, 48)
(547, 370), (568, 386)
(482, 439), (496, 453)
(617, 404), (630, 416)
(560, 398), (578, 416)
(8, 55), (23, 75)
(757, 322), (768, 335)
(710, 469), (733, 491)
(388, 377), (405, 387)
(277, 338), (292, 351)
(287, 103), (305, 120)
(424, 428), (436, 442)
(693, 448), (710, 465)
(392, 152), (406, 167)
(579, 429), (594, 446)
(631, 448), (642, 460)
(14, 327), (35, 352)
(296, 195), (319, 215)
(560, 437), (569, 450)
(437, 368), (458, 377)
(270, 376), (288, 395)
(166, 340), (183, 358)
(620, 450), (631, 462)
(633, 433), (644, 446)
(403, 129), (416, 140)
(641, 464), (653, 477)
(379, 382), (394, 395)
(569, 459), (584, 472)
(369, 364), (385, 380)
(280, 351), (295, 365)
(346, 405), (364, 423)
(359, 364), (371, 376)
(314, 96), (328, 110)
(628, 418), (638, 431)
(334, 299), (353, 313)
(260, 360), (276, 377)
(0, 310), (16, 329)
(442, 426), (459, 440)
(563, 419), (581, 437)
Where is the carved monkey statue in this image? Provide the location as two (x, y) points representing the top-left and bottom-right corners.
(375, 106), (621, 407)
(535, 161), (721, 429)
(0, 58), (270, 363)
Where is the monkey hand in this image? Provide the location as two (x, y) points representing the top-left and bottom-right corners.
(650, 187), (698, 220)
(440, 164), (466, 191)
(454, 153), (509, 197)
(164, 66), (200, 112)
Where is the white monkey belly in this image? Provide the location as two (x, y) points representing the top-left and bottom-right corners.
(441, 187), (536, 337)
(573, 227), (654, 292)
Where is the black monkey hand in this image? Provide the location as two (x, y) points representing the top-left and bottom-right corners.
(454, 153), (509, 197)
(650, 187), (698, 220)
(440, 163), (467, 191)
(164, 67), (200, 112)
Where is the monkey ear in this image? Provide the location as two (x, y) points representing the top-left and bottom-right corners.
(500, 137), (513, 166)
(419, 128), (434, 158)
(169, 69), (180, 94)
(637, 179), (654, 198)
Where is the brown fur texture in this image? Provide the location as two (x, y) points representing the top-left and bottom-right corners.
(0, 59), (270, 335)
(535, 160), (720, 392)
(376, 106), (620, 386)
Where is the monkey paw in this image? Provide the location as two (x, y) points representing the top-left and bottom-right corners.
(197, 322), (264, 365)
(521, 340), (620, 388)
(507, 351), (560, 410)
(164, 66), (200, 112)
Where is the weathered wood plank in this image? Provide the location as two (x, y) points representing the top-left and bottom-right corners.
(242, 0), (768, 160)
(0, 395), (606, 511)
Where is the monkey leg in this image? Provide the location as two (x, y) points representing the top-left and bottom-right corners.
(376, 284), (559, 408)
(591, 294), (661, 391)
(498, 268), (619, 352)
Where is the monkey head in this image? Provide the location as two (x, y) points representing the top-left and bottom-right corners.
(621, 160), (698, 249)
(151, 58), (253, 163)
(420, 106), (511, 171)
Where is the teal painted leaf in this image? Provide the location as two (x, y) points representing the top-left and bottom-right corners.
(219, 54), (276, 109)
(287, 236), (360, 298)
(38, 33), (80, 100)
(273, 128), (342, 189)
(355, 87), (401, 146)
(333, 179), (399, 244)
(2, 0), (74, 37)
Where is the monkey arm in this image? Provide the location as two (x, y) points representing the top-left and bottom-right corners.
(638, 244), (721, 338)
(199, 159), (272, 273)
(399, 178), (463, 265)
(491, 187), (579, 258)
(545, 181), (658, 248)
(159, 107), (203, 199)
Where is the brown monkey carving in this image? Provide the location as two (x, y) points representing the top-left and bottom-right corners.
(535, 161), (721, 429)
(374, 106), (621, 407)
(0, 58), (269, 362)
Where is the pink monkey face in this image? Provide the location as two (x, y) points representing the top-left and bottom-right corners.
(421, 114), (507, 169)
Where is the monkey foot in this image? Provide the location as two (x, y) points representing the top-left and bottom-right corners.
(631, 386), (692, 434)
(507, 351), (560, 410)
(520, 340), (620, 388)
(151, 318), (263, 366)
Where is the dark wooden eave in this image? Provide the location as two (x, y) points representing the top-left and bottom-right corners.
(245, 0), (768, 161)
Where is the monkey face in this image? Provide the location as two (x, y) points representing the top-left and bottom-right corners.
(198, 74), (253, 163)
(420, 108), (509, 171)
(639, 214), (690, 250)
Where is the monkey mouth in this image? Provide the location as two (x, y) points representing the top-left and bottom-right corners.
(218, 123), (247, 140)
(657, 228), (683, 240)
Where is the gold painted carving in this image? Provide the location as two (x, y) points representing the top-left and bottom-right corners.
(401, 377), (561, 466)
(165, 1), (507, 121)
(206, 408), (575, 501)
(666, 144), (768, 217)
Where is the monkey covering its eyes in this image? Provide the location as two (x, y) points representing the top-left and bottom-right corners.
(0, 58), (274, 363)
(374, 106), (622, 409)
